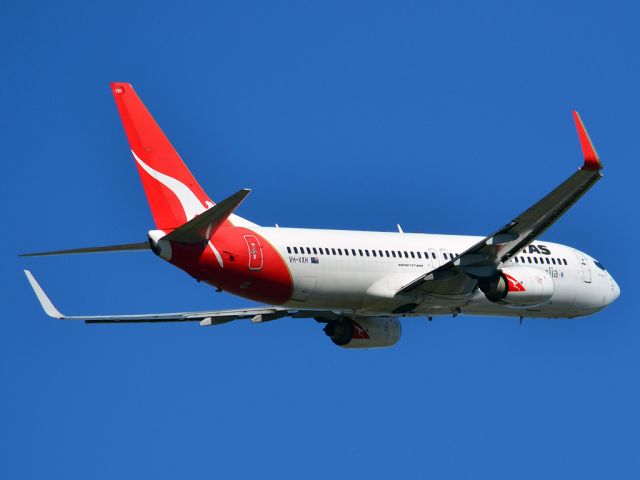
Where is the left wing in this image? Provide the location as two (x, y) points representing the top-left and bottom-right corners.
(24, 270), (333, 325)
(397, 111), (603, 297)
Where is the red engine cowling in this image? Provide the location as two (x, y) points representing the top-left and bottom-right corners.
(323, 317), (401, 349)
(479, 266), (555, 307)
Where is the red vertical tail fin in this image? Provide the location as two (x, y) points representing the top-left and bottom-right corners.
(110, 82), (217, 231)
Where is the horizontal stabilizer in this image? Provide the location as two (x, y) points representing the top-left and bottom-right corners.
(164, 188), (251, 244)
(19, 242), (150, 257)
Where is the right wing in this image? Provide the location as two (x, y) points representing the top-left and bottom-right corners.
(24, 270), (336, 325)
(398, 111), (603, 297)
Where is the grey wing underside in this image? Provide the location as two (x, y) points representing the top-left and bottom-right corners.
(397, 112), (603, 298)
(23, 271), (339, 325)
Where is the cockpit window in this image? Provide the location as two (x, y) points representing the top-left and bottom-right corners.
(594, 260), (606, 271)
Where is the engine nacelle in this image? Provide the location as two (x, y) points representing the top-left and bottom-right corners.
(479, 266), (555, 307)
(323, 317), (401, 349)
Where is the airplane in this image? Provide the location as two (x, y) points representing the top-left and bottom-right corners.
(21, 83), (620, 349)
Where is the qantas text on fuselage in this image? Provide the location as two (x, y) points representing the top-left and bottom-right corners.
(21, 83), (620, 349)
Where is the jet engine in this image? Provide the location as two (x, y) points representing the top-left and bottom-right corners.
(478, 265), (555, 307)
(323, 317), (401, 349)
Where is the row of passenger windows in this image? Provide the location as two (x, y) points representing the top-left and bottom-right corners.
(286, 245), (569, 266)
(286, 245), (459, 260)
(512, 256), (568, 266)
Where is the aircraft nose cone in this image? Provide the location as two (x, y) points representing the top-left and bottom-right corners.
(610, 277), (620, 304)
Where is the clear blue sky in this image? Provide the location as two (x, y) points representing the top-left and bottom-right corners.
(2, 1), (638, 478)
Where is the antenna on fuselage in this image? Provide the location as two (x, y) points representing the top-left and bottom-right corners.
(397, 224), (404, 233)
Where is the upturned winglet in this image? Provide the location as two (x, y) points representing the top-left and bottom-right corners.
(24, 270), (64, 319)
(573, 111), (602, 171)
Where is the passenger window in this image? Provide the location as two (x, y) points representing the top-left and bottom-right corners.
(417, 252), (422, 259)
(545, 258), (550, 264)
(403, 251), (408, 258)
(287, 247), (292, 254)
(385, 250), (390, 257)
(293, 247), (299, 254)
(331, 248), (336, 255)
(358, 249), (363, 256)
(563, 258), (568, 265)
(312, 247), (317, 254)
(338, 249), (342, 255)
(431, 252), (436, 259)
(306, 247), (311, 254)
(372, 250), (377, 257)
(551, 258), (556, 265)
(391, 251), (396, 258)
(527, 257), (532, 263)
(344, 249), (349, 256)
(410, 252), (415, 259)
(379, 250), (383, 257)
(533, 257), (538, 264)
(365, 250), (370, 257)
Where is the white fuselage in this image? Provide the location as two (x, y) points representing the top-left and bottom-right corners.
(257, 227), (619, 319)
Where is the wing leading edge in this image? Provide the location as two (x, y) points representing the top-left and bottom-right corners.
(397, 111), (603, 296)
